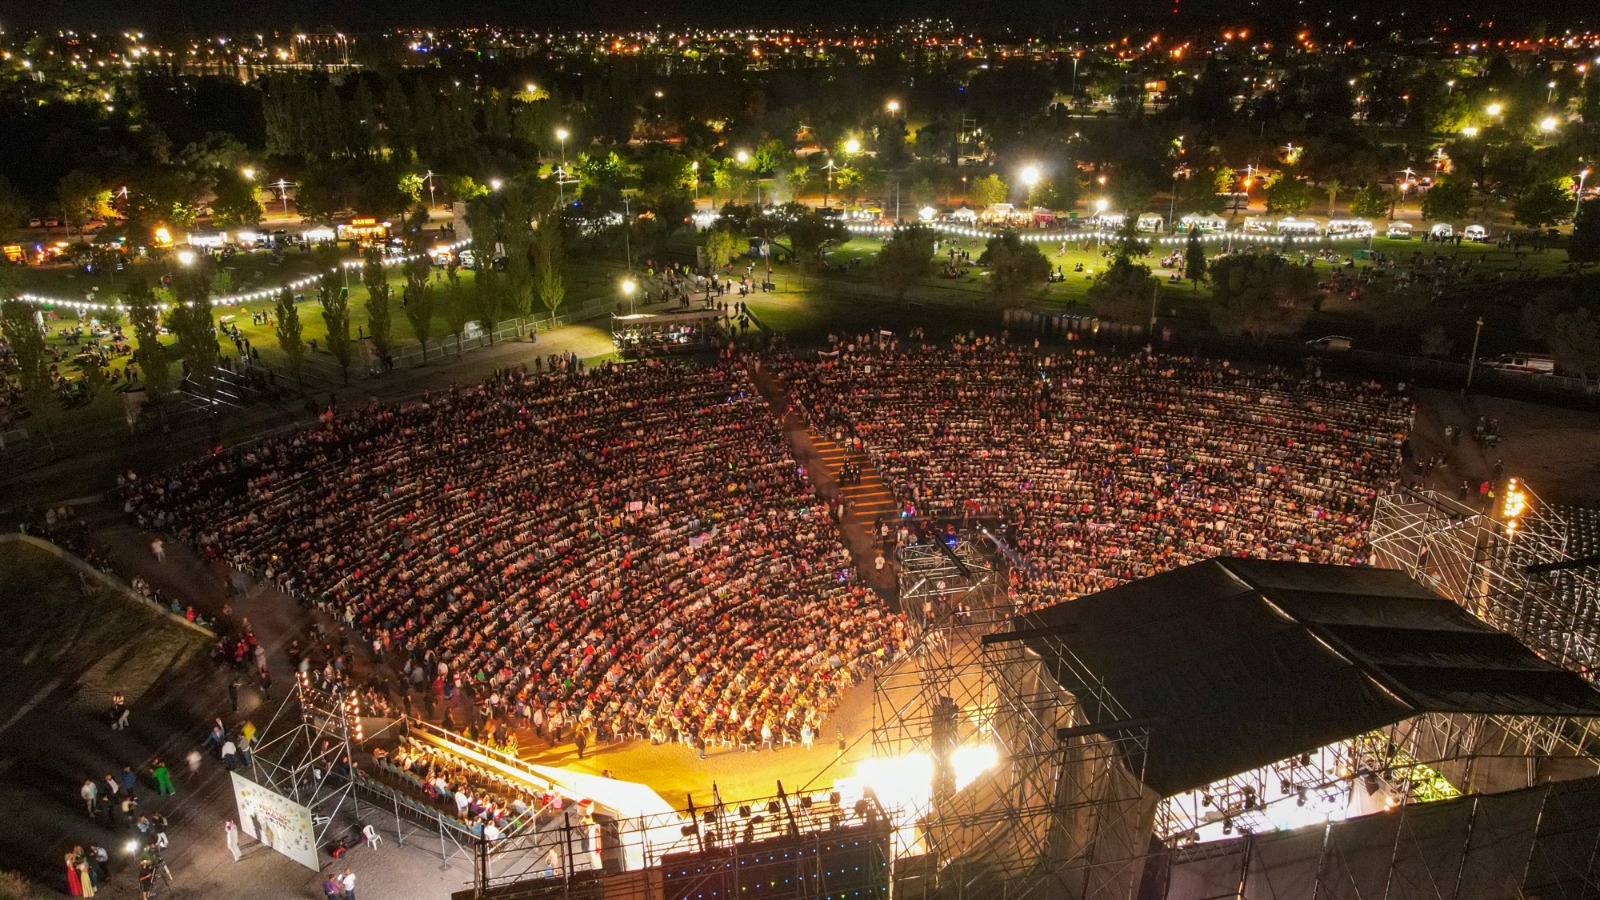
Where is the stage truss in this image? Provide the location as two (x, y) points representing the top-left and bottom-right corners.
(250, 673), (367, 848)
(1369, 484), (1600, 681)
(868, 524), (1159, 900)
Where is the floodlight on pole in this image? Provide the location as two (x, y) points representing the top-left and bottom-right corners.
(1020, 165), (1042, 188)
(1485, 102), (1504, 117)
(1578, 169), (1591, 219)
(241, 167), (255, 180)
(736, 150), (750, 165)
(886, 100), (900, 114)
(489, 178), (503, 191)
(1539, 117), (1559, 133)
(844, 138), (861, 155)
(556, 127), (570, 163)
(177, 249), (197, 267)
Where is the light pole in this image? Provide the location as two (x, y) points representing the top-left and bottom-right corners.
(556, 127), (569, 164)
(823, 157), (837, 210)
(621, 277), (637, 314)
(1467, 316), (1485, 389)
(622, 197), (632, 272)
(1578, 169), (1591, 219)
(270, 178), (294, 217)
(423, 169), (436, 211)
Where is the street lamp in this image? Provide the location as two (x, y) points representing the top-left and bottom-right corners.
(423, 169), (436, 210)
(241, 167), (255, 181)
(736, 149), (750, 165)
(844, 138), (861, 155)
(1020, 165), (1041, 188)
(269, 178), (294, 217)
(1578, 169), (1592, 219)
(1539, 116), (1559, 134)
(1485, 102), (1504, 117)
(886, 100), (900, 115)
(620, 277), (637, 313)
(1467, 316), (1485, 389)
(1548, 81), (1558, 104)
(690, 161), (699, 207)
(555, 127), (569, 163)
(177, 249), (197, 267)
(1461, 125), (1480, 138)
(489, 178), (503, 191)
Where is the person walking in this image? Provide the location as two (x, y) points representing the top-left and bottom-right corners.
(110, 693), (130, 731)
(225, 821), (241, 862)
(150, 539), (165, 563)
(186, 749), (203, 777)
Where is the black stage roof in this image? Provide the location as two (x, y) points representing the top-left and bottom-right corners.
(999, 558), (1600, 797)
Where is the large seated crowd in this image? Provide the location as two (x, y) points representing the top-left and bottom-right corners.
(778, 334), (1413, 610)
(125, 361), (904, 751)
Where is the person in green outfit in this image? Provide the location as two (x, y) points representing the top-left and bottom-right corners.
(150, 758), (176, 795)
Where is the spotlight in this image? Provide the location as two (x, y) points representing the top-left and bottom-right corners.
(854, 799), (870, 818)
(681, 824), (698, 837)
(829, 791), (841, 805)
(738, 805), (751, 819)
(800, 796), (813, 809)
(702, 811), (716, 826)
(1297, 788), (1307, 807)
(766, 800), (781, 814)
(1222, 818), (1233, 835)
(1201, 793), (1212, 807)
(124, 840), (140, 854)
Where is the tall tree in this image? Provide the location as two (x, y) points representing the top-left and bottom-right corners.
(211, 172), (263, 228)
(785, 212), (848, 285)
(873, 226), (935, 301)
(1512, 181), (1573, 229)
(1548, 308), (1600, 378)
(0, 295), (57, 452)
(502, 186), (537, 324)
(274, 287), (305, 386)
(1087, 257), (1158, 327)
(978, 232), (1051, 301)
(1183, 230), (1209, 290)
(362, 247), (393, 361)
(444, 271), (473, 354)
(1209, 252), (1319, 340)
(1349, 185), (1391, 219)
(703, 228), (739, 272)
(970, 174), (1008, 208)
(169, 270), (220, 398)
(535, 207), (566, 325)
(1421, 178), (1474, 222)
(466, 198), (506, 343)
(318, 265), (353, 385)
(402, 252), (435, 362)
(0, 176), (28, 243)
(1571, 199), (1600, 266)
(56, 170), (112, 238)
(126, 279), (172, 401)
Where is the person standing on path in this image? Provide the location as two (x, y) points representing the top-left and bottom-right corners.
(228, 679), (241, 713)
(150, 758), (175, 795)
(225, 821), (241, 862)
(341, 867), (357, 900)
(80, 779), (98, 817)
(322, 874), (341, 900)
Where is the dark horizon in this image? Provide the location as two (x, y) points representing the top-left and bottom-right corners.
(9, 0), (1584, 34)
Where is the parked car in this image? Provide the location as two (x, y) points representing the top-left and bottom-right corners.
(1307, 335), (1354, 352)
(1481, 353), (1556, 374)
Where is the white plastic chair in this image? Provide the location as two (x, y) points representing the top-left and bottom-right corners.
(362, 824), (383, 849)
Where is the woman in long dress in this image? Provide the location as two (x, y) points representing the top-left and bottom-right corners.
(65, 851), (83, 897)
(76, 848), (97, 898)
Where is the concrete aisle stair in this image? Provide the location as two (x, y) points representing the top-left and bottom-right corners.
(809, 436), (900, 529)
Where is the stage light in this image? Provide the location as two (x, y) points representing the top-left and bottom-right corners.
(681, 824), (698, 837)
(703, 811), (715, 825)
(767, 800), (781, 814)
(738, 805), (751, 819)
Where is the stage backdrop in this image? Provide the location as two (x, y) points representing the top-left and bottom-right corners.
(230, 772), (320, 871)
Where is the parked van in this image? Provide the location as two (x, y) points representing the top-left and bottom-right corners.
(1306, 335), (1354, 352)
(1482, 353), (1556, 374)
(1463, 224), (1489, 243)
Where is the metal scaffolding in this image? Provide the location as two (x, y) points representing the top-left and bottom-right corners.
(249, 673), (366, 849)
(1369, 484), (1600, 680)
(868, 525), (1158, 900)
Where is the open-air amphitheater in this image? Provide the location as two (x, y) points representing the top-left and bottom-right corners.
(146, 340), (1600, 900)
